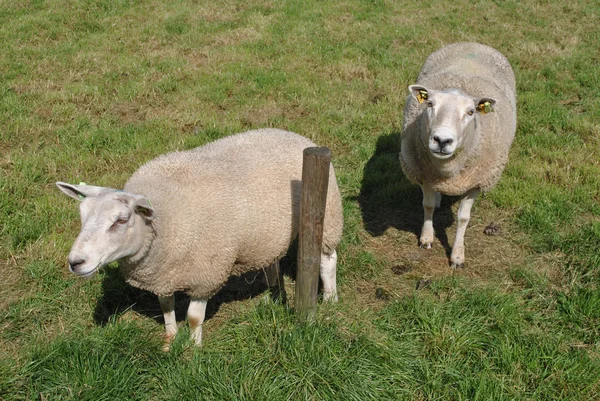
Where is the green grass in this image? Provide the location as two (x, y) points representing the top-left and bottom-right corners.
(1, 0), (599, 400)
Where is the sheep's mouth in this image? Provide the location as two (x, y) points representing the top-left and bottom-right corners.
(70, 263), (101, 278)
(78, 269), (98, 279)
(431, 150), (455, 159)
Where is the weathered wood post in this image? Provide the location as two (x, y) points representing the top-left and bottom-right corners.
(295, 146), (331, 319)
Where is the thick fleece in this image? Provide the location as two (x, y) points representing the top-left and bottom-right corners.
(120, 128), (343, 299)
(400, 42), (517, 196)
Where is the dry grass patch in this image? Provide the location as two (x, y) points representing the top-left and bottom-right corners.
(348, 205), (555, 305)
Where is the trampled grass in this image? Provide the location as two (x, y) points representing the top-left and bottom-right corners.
(1, 0), (599, 400)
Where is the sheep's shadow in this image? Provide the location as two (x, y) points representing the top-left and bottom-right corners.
(93, 254), (297, 327)
(355, 131), (461, 259)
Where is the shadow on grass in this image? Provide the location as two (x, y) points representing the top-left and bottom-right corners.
(356, 131), (460, 259)
(93, 249), (299, 327)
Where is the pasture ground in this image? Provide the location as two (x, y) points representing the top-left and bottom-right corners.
(1, 1), (599, 400)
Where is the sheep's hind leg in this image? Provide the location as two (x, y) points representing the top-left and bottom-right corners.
(158, 295), (178, 352)
(265, 259), (286, 302)
(419, 184), (436, 249)
(187, 298), (207, 346)
(450, 188), (480, 269)
(320, 250), (338, 302)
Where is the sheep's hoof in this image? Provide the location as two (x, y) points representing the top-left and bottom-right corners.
(162, 333), (176, 352)
(420, 242), (432, 250)
(323, 292), (339, 303)
(450, 262), (464, 269)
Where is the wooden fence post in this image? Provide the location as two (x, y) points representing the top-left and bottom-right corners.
(295, 146), (331, 319)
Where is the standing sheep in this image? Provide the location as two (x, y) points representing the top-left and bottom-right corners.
(399, 42), (516, 268)
(57, 128), (343, 349)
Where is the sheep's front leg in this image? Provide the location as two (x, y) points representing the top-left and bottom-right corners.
(187, 298), (207, 346)
(320, 250), (338, 302)
(419, 184), (438, 249)
(450, 188), (480, 268)
(159, 295), (178, 352)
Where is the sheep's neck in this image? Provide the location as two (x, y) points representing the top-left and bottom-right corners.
(122, 223), (155, 266)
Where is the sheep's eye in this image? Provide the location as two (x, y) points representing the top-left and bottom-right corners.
(427, 101), (433, 108)
(109, 217), (129, 232)
(467, 109), (475, 116)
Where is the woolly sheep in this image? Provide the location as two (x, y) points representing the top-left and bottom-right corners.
(399, 42), (516, 268)
(57, 128), (343, 349)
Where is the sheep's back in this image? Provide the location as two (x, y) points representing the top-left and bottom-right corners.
(418, 42), (516, 98)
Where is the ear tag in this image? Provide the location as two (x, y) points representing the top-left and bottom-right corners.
(417, 89), (428, 104)
(78, 182), (86, 200)
(478, 101), (492, 114)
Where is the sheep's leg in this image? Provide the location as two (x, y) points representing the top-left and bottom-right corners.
(320, 250), (338, 302)
(265, 259), (286, 302)
(435, 191), (442, 209)
(158, 295), (178, 352)
(187, 298), (207, 346)
(450, 188), (480, 269)
(419, 184), (436, 249)
(264, 259), (280, 287)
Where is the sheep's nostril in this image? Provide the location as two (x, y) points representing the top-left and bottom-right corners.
(441, 138), (453, 147)
(433, 136), (453, 148)
(69, 259), (85, 273)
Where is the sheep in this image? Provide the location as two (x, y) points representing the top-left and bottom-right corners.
(57, 128), (343, 349)
(399, 42), (516, 268)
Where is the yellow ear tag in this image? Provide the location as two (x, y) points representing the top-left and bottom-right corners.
(478, 101), (492, 114)
(417, 89), (428, 104)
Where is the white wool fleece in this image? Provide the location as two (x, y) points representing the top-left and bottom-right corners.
(119, 128), (344, 299)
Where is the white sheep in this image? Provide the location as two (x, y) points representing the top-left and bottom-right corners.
(399, 42), (516, 268)
(57, 128), (343, 349)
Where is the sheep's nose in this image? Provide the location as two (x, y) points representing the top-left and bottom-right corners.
(69, 258), (86, 273)
(433, 136), (453, 148)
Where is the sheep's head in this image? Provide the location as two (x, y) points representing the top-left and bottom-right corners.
(409, 85), (496, 160)
(56, 182), (155, 278)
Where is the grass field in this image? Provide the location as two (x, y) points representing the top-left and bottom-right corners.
(1, 0), (599, 399)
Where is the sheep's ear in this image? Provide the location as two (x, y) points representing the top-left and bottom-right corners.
(132, 196), (155, 221)
(408, 85), (430, 104)
(114, 192), (156, 221)
(56, 182), (114, 201)
(475, 97), (497, 114)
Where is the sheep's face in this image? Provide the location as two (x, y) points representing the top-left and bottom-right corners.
(56, 183), (155, 278)
(409, 85), (496, 160)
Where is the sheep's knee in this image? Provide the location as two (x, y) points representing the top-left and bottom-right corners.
(187, 298), (207, 346)
(158, 295), (178, 351)
(320, 250), (338, 302)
